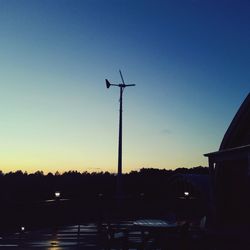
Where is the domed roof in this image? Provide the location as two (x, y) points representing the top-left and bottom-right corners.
(220, 93), (250, 150)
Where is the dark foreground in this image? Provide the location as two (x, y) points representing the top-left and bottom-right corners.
(0, 221), (249, 250)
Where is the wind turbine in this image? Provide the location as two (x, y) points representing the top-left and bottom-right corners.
(105, 70), (135, 198)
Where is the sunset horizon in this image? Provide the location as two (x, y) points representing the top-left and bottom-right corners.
(0, 1), (249, 174)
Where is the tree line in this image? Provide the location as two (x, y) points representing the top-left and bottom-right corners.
(0, 166), (208, 203)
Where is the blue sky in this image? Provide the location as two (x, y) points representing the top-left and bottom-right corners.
(0, 0), (249, 173)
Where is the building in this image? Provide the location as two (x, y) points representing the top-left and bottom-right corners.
(204, 93), (250, 226)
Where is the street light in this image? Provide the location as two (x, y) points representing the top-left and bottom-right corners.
(55, 191), (61, 199)
(105, 70), (135, 198)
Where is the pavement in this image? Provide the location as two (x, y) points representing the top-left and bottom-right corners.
(0, 221), (250, 249)
(0, 224), (102, 249)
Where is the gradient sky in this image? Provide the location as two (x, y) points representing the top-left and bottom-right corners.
(0, 0), (249, 173)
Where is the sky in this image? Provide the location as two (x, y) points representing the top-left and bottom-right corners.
(0, 0), (249, 174)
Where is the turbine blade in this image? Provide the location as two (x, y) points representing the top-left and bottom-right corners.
(119, 70), (125, 85)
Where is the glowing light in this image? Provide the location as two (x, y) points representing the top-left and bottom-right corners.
(55, 191), (61, 198)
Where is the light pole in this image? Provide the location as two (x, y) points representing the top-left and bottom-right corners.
(105, 70), (135, 198)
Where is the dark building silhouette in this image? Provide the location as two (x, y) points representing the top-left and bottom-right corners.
(205, 93), (250, 226)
